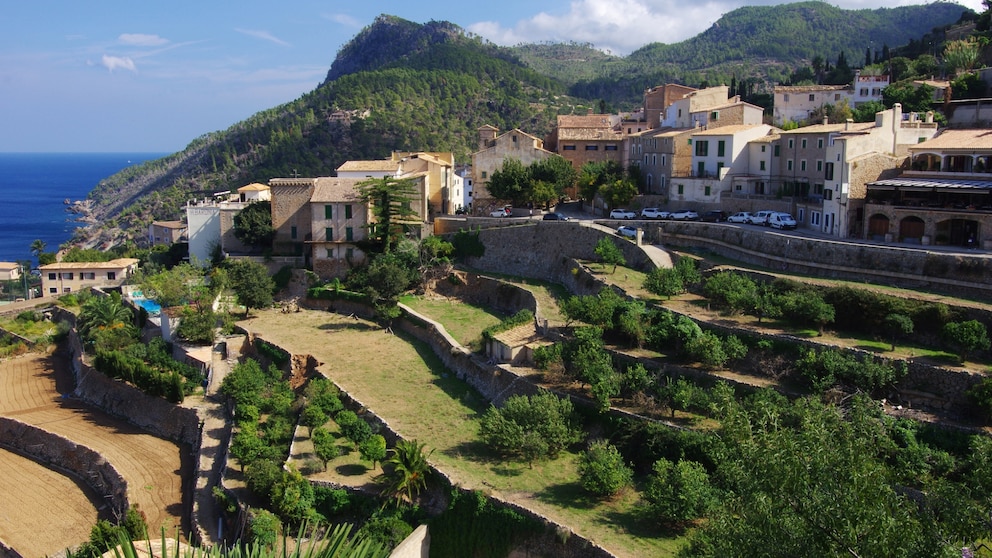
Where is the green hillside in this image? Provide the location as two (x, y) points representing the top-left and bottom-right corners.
(77, 3), (976, 248)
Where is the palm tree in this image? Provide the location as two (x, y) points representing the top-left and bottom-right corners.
(379, 439), (432, 506)
(78, 293), (135, 340)
(29, 239), (46, 257)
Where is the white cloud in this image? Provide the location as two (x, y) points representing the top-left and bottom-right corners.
(101, 55), (136, 72)
(118, 33), (169, 47)
(469, 0), (984, 56)
(322, 13), (361, 28)
(235, 28), (291, 47)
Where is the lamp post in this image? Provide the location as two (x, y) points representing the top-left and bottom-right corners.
(20, 264), (29, 300)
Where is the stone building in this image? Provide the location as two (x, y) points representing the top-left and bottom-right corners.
(471, 126), (555, 209)
(309, 177), (368, 278)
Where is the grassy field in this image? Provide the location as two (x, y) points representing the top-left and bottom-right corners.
(241, 308), (683, 558)
(399, 295), (503, 351)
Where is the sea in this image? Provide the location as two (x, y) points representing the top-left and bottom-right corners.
(0, 153), (168, 266)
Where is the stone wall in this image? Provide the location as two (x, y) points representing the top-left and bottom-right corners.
(67, 335), (201, 446)
(434, 217), (992, 300)
(0, 417), (129, 518)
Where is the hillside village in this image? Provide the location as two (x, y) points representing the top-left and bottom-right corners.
(122, 69), (992, 289)
(10, 7), (992, 558)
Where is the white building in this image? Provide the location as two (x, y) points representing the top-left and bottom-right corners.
(773, 70), (890, 126)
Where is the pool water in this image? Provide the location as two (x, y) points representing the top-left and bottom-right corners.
(135, 298), (161, 315)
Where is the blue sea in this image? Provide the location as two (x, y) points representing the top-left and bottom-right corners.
(0, 153), (168, 266)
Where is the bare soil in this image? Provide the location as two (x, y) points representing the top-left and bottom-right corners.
(0, 352), (186, 552)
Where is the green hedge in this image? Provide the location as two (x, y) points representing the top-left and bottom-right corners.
(94, 349), (184, 403)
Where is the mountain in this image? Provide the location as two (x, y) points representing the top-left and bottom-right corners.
(513, 1), (971, 104)
(76, 4), (974, 249)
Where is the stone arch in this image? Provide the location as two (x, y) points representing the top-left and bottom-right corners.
(867, 213), (890, 240)
(935, 217), (980, 246)
(899, 216), (925, 243)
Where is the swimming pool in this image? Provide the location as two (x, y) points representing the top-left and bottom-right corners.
(134, 298), (161, 315)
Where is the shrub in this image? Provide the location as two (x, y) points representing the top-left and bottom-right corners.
(479, 391), (582, 462)
(644, 458), (717, 526)
(578, 440), (633, 497)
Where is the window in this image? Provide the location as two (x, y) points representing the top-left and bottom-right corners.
(788, 139), (794, 149)
(562, 145), (576, 150)
(817, 160), (823, 172)
(801, 139), (807, 149)
(677, 184), (684, 194)
(345, 205), (352, 219)
(824, 189), (833, 201)
(652, 154), (656, 165)
(774, 145), (780, 157)
(811, 211), (821, 226)
(48, 272), (56, 280)
(717, 140), (725, 157)
(787, 160), (794, 171)
(82, 272), (95, 280)
(512, 135), (517, 143)
(809, 94), (815, 101)
(704, 186), (711, 196)
(291, 226), (297, 240)
(711, 111), (719, 120)
(860, 88), (868, 96)
(644, 155), (649, 166)
(760, 161), (766, 171)
(800, 160), (807, 171)
(872, 88), (880, 96)
(63, 287), (71, 293)
(107, 272), (116, 280)
(62, 272), (73, 280)
(695, 140), (708, 156)
(346, 248), (354, 260)
(605, 145), (618, 151)
(661, 155), (666, 166)
(345, 227), (354, 242)
(825, 162), (834, 181)
(324, 205), (333, 219)
(798, 208), (805, 222)
(482, 171), (488, 179)
(834, 93), (841, 101)
(761, 145), (766, 153)
(585, 145), (598, 150)
(326, 227), (333, 241)
(784, 94), (790, 102)
(49, 287), (57, 294)
(678, 109), (683, 117)
(813, 183), (824, 195)
(817, 138), (823, 149)
(326, 248), (334, 258)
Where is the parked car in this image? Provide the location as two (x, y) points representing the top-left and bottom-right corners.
(748, 210), (777, 226)
(768, 212), (798, 230)
(671, 209), (700, 221)
(490, 208), (510, 218)
(542, 212), (570, 221)
(610, 208), (636, 219)
(640, 207), (669, 220)
(616, 225), (637, 238)
(454, 207), (468, 215)
(701, 210), (728, 222)
(727, 211), (753, 224)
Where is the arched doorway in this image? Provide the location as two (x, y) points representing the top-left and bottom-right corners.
(867, 214), (890, 241)
(935, 218), (980, 246)
(899, 216), (925, 244)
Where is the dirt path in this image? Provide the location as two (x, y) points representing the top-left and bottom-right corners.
(0, 352), (185, 546)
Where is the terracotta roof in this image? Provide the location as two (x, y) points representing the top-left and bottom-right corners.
(151, 220), (185, 229)
(911, 129), (992, 151)
(310, 177), (364, 203)
(557, 128), (623, 141)
(336, 160), (398, 173)
(779, 122), (874, 135)
(40, 258), (139, 270)
(692, 124), (768, 136)
(237, 183), (270, 192)
(774, 84), (849, 93)
(557, 114), (617, 128)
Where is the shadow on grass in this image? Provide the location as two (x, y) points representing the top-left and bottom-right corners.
(396, 328), (489, 414)
(317, 320), (379, 333)
(335, 463), (370, 476)
(533, 481), (598, 510)
(855, 344), (888, 353)
(441, 440), (502, 465)
(912, 354), (964, 367)
(601, 505), (683, 539)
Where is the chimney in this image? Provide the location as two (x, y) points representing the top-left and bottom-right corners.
(845, 119), (852, 131)
(823, 116), (829, 126)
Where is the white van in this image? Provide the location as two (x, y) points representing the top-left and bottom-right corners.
(749, 210), (776, 226)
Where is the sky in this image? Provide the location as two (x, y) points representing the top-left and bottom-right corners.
(1, 0), (981, 153)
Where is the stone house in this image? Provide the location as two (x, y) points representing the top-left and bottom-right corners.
(773, 70), (890, 126)
(40, 258), (138, 296)
(337, 151), (456, 216)
(0, 262), (21, 282)
(864, 127), (992, 248)
(661, 86), (763, 129)
(471, 126), (555, 208)
(147, 220), (187, 247)
(546, 114), (624, 178)
(309, 177), (369, 279)
(643, 83), (697, 129)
